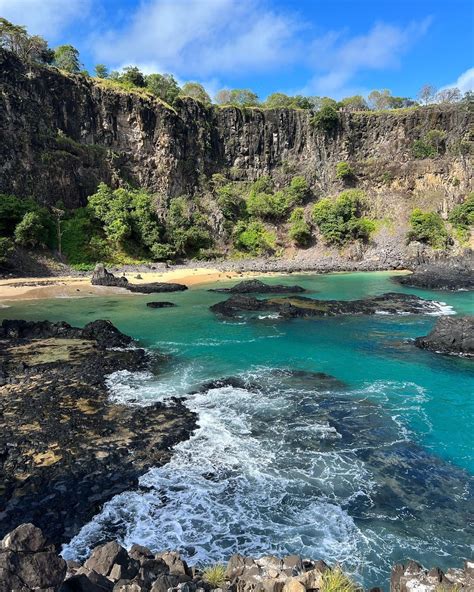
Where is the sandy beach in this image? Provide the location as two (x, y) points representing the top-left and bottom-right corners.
(0, 268), (245, 302)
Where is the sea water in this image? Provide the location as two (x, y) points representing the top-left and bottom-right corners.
(2, 272), (473, 589)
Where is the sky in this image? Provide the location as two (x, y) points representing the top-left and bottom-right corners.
(1, 0), (473, 101)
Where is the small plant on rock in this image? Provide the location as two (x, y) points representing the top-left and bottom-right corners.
(202, 564), (227, 589)
(320, 566), (358, 592)
(335, 161), (354, 181)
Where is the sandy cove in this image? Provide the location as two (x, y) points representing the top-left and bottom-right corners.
(0, 268), (251, 302)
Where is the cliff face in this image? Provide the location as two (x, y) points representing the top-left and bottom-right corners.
(0, 48), (472, 211)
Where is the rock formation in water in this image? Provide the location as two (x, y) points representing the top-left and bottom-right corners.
(1, 523), (473, 592)
(395, 253), (474, 291)
(209, 279), (306, 294)
(91, 263), (188, 293)
(0, 320), (196, 543)
(146, 301), (176, 308)
(210, 292), (448, 318)
(415, 316), (474, 356)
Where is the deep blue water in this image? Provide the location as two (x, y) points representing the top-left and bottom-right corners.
(2, 271), (473, 589)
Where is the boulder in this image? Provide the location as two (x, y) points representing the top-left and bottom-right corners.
(91, 265), (188, 294)
(396, 255), (474, 291)
(209, 279), (305, 294)
(414, 316), (474, 356)
(84, 542), (138, 581)
(146, 302), (176, 308)
(92, 264), (129, 288)
(1, 523), (46, 553)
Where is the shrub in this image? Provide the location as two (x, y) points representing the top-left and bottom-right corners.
(412, 129), (447, 158)
(216, 184), (245, 220)
(247, 191), (274, 219)
(335, 161), (354, 180)
(320, 567), (357, 592)
(202, 565), (227, 589)
(312, 189), (373, 245)
(0, 194), (38, 235)
(407, 209), (449, 248)
(234, 221), (276, 255)
(412, 139), (436, 158)
(288, 208), (311, 246)
(149, 242), (176, 261)
(0, 237), (14, 265)
(14, 211), (48, 248)
(247, 176), (309, 221)
(448, 193), (474, 229)
(311, 104), (339, 132)
(61, 208), (104, 264)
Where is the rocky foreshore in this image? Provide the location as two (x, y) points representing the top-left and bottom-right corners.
(91, 264), (188, 294)
(0, 320), (196, 544)
(1, 523), (473, 592)
(395, 253), (474, 291)
(415, 316), (474, 356)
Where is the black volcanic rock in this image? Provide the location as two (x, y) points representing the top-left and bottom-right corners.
(91, 264), (187, 294)
(146, 301), (176, 308)
(396, 255), (474, 291)
(415, 316), (474, 356)
(209, 279), (306, 294)
(210, 292), (448, 318)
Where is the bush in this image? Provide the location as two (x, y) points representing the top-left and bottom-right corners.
(233, 221), (276, 255)
(61, 208), (104, 264)
(335, 161), (354, 180)
(311, 104), (339, 132)
(0, 194), (38, 235)
(247, 176), (309, 221)
(407, 209), (449, 248)
(288, 208), (311, 246)
(312, 189), (373, 245)
(149, 242), (176, 261)
(14, 211), (48, 248)
(216, 184), (245, 220)
(448, 193), (474, 229)
(412, 139), (436, 158)
(320, 567), (357, 592)
(412, 129), (447, 158)
(202, 565), (226, 589)
(0, 237), (14, 265)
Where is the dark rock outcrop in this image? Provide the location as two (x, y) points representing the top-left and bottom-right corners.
(146, 301), (176, 308)
(209, 279), (306, 294)
(210, 292), (449, 318)
(396, 254), (474, 291)
(391, 560), (474, 592)
(91, 264), (188, 294)
(0, 321), (196, 544)
(414, 316), (474, 356)
(0, 523), (66, 592)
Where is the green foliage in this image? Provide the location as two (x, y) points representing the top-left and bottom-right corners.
(288, 208), (311, 246)
(202, 565), (227, 589)
(335, 161), (354, 180)
(263, 93), (313, 109)
(0, 194), (38, 235)
(407, 209), (449, 248)
(61, 208), (105, 264)
(339, 95), (369, 111)
(0, 237), (14, 265)
(0, 18), (52, 64)
(233, 221), (276, 255)
(412, 139), (436, 158)
(448, 193), (474, 242)
(215, 89), (259, 107)
(312, 189), (373, 245)
(119, 66), (146, 87)
(216, 184), (246, 221)
(149, 242), (176, 261)
(320, 567), (357, 592)
(94, 64), (108, 78)
(247, 176), (308, 221)
(54, 44), (81, 72)
(146, 73), (180, 104)
(412, 129), (447, 158)
(310, 104), (339, 132)
(14, 211), (48, 248)
(180, 82), (211, 104)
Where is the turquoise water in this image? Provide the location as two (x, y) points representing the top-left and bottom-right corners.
(2, 271), (473, 589)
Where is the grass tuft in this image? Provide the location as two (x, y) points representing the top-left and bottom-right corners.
(320, 566), (358, 592)
(202, 564), (227, 589)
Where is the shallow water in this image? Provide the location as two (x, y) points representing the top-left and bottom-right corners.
(2, 271), (473, 589)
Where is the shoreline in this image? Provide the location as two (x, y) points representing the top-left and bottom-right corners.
(0, 267), (410, 302)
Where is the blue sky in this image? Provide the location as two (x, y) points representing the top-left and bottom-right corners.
(1, 0), (473, 100)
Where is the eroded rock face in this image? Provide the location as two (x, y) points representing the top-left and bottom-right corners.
(0, 321), (196, 544)
(210, 292), (448, 319)
(390, 560), (474, 592)
(415, 316), (474, 356)
(209, 280), (306, 294)
(0, 523), (66, 592)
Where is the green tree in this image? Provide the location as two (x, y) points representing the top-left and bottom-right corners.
(146, 73), (180, 103)
(14, 211), (48, 248)
(310, 103), (339, 132)
(288, 208), (311, 246)
(368, 89), (394, 110)
(94, 64), (108, 78)
(233, 221), (276, 255)
(54, 44), (81, 72)
(0, 237), (14, 265)
(120, 66), (146, 87)
(0, 18), (52, 63)
(339, 95), (368, 112)
(407, 209), (449, 248)
(448, 193), (474, 231)
(180, 82), (211, 104)
(263, 93), (312, 109)
(215, 89), (259, 107)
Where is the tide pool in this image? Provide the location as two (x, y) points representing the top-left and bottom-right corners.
(2, 271), (473, 589)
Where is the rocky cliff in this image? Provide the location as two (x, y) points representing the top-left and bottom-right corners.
(0, 48), (472, 214)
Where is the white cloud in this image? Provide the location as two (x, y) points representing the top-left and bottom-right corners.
(0, 0), (91, 40)
(440, 68), (474, 94)
(92, 0), (301, 77)
(303, 18), (432, 98)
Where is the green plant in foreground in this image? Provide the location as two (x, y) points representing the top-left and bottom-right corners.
(407, 208), (449, 249)
(202, 564), (227, 589)
(320, 566), (358, 592)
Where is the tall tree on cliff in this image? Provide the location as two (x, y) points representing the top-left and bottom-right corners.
(54, 45), (81, 73)
(0, 18), (53, 63)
